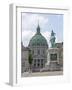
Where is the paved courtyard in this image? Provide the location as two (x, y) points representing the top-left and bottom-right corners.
(22, 71), (63, 77)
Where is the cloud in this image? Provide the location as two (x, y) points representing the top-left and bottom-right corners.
(22, 30), (35, 47)
(42, 31), (51, 44)
(56, 35), (63, 43)
(22, 13), (49, 31)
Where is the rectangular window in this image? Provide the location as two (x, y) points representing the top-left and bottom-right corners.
(38, 50), (40, 55)
(43, 50), (45, 54)
(34, 64), (36, 67)
(38, 63), (40, 67)
(34, 59), (36, 63)
(41, 64), (43, 68)
(41, 59), (43, 63)
(38, 59), (40, 62)
(32, 50), (34, 54)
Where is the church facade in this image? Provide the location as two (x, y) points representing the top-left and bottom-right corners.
(28, 24), (48, 72)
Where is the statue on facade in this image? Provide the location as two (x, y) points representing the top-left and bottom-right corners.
(50, 30), (56, 48)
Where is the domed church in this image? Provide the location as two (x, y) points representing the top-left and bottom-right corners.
(28, 24), (48, 71)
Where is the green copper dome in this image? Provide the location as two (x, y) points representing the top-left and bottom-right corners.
(29, 24), (48, 47)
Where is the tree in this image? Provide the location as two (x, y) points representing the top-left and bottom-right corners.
(28, 50), (33, 72)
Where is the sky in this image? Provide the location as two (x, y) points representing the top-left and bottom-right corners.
(22, 12), (63, 47)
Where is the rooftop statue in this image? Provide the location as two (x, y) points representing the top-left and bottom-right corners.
(50, 30), (56, 48)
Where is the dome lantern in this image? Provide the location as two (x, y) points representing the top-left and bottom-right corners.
(37, 24), (40, 34)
